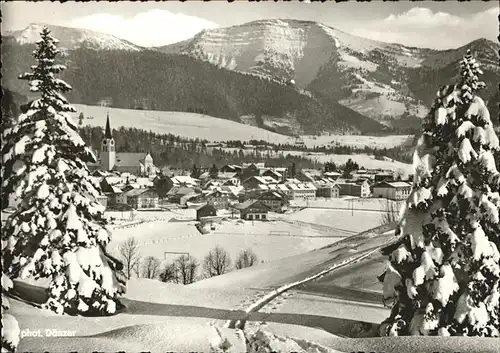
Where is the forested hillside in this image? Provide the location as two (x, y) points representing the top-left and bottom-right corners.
(2, 37), (388, 135)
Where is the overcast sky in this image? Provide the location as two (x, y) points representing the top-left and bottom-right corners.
(2, 1), (498, 49)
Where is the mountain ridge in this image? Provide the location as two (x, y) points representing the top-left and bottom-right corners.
(156, 19), (499, 126)
(5, 23), (142, 51)
(3, 21), (499, 134)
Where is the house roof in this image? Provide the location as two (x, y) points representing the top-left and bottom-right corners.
(263, 169), (282, 177)
(167, 186), (196, 196)
(243, 162), (265, 169)
(115, 153), (149, 167)
(324, 171), (341, 177)
(217, 172), (238, 179)
(171, 176), (199, 185)
(199, 171), (210, 179)
(110, 186), (123, 193)
(124, 188), (156, 197)
(222, 186), (243, 196)
(276, 184), (288, 191)
(258, 191), (284, 199)
(207, 190), (229, 197)
(375, 181), (412, 188)
(196, 203), (214, 211)
(234, 199), (269, 210)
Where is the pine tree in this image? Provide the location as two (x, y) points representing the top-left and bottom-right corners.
(1, 27), (125, 317)
(379, 50), (500, 337)
(209, 163), (218, 179)
(191, 164), (200, 179)
(2, 251), (20, 352)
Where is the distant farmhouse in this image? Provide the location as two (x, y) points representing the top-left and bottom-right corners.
(88, 114), (157, 176)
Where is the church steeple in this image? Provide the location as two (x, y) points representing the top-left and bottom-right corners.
(105, 112), (112, 139)
(101, 112), (116, 171)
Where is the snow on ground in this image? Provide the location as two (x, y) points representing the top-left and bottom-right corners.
(299, 134), (413, 149)
(105, 207), (375, 267)
(11, 280), (249, 352)
(290, 197), (404, 211)
(107, 215), (341, 265)
(10, 219), (497, 353)
(272, 151), (412, 174)
(284, 208), (384, 233)
(311, 153), (412, 174)
(192, 224), (397, 290)
(219, 148), (412, 173)
(338, 53), (378, 72)
(70, 104), (293, 143)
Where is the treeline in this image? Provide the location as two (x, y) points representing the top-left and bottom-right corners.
(79, 125), (321, 170)
(225, 138), (413, 163)
(1, 38), (383, 135)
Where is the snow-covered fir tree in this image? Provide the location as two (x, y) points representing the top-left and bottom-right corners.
(379, 50), (500, 337)
(2, 251), (20, 353)
(1, 26), (126, 317)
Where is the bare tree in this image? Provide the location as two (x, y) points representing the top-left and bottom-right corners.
(159, 255), (199, 284)
(142, 256), (161, 279)
(235, 249), (258, 270)
(159, 263), (179, 283)
(118, 237), (142, 279)
(203, 246), (232, 278)
(380, 199), (402, 226)
(175, 255), (199, 285)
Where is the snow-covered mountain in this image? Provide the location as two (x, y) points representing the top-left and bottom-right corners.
(6, 23), (142, 52)
(157, 19), (499, 127)
(3, 21), (498, 134)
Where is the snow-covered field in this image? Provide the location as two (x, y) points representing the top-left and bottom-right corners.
(299, 134), (413, 149)
(69, 105), (416, 152)
(70, 104), (293, 143)
(305, 153), (412, 174)
(290, 197), (405, 211)
(222, 147), (413, 174)
(284, 208), (385, 233)
(106, 207), (373, 266)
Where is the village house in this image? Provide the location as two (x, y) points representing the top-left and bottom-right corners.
(257, 191), (288, 212)
(239, 163), (261, 181)
(242, 176), (279, 190)
(285, 182), (317, 200)
(372, 181), (412, 200)
(167, 186), (198, 205)
(196, 203), (218, 221)
(262, 169), (283, 181)
(314, 181), (340, 198)
(336, 179), (371, 198)
(220, 164), (242, 174)
(125, 188), (159, 210)
(234, 200), (270, 221)
(296, 169), (323, 183)
(206, 190), (231, 209)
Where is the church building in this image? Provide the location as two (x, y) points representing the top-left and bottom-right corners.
(88, 114), (157, 176)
